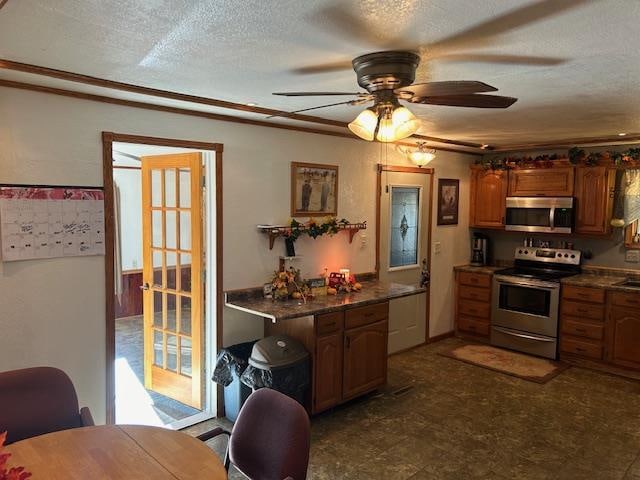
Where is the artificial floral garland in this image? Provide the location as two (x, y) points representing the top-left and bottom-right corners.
(477, 147), (640, 170)
(0, 432), (31, 480)
(284, 217), (351, 242)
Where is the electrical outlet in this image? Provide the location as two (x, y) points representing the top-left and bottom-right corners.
(626, 250), (640, 263)
(434, 241), (442, 255)
(360, 233), (368, 247)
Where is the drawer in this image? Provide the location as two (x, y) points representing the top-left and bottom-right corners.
(458, 272), (491, 288)
(610, 291), (640, 308)
(561, 316), (604, 340)
(459, 285), (491, 303)
(560, 337), (602, 360)
(561, 300), (604, 321)
(316, 311), (344, 336)
(458, 300), (491, 319)
(562, 285), (605, 304)
(345, 301), (389, 330)
(458, 316), (489, 336)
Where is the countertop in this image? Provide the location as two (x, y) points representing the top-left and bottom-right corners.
(561, 273), (640, 293)
(453, 264), (505, 275)
(225, 280), (426, 321)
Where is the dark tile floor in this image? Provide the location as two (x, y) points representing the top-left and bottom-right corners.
(115, 315), (199, 425)
(187, 338), (640, 480)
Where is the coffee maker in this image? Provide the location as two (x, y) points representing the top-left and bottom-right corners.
(471, 234), (489, 266)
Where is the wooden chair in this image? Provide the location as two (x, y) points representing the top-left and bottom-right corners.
(198, 388), (310, 480)
(0, 367), (94, 444)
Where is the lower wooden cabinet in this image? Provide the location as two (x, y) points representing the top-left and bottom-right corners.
(314, 332), (343, 413)
(342, 319), (388, 401)
(608, 304), (640, 370)
(455, 270), (492, 340)
(266, 301), (389, 415)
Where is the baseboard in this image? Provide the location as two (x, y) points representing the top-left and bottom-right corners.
(427, 330), (455, 344)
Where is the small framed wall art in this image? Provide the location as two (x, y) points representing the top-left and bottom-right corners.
(291, 162), (338, 217)
(437, 178), (459, 225)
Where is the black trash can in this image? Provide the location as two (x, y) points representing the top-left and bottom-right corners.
(240, 335), (310, 405)
(212, 340), (257, 422)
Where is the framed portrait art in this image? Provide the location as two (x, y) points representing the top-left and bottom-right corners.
(437, 178), (459, 225)
(291, 162), (338, 217)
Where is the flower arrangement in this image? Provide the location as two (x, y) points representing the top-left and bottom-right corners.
(0, 432), (31, 480)
(477, 147), (640, 171)
(270, 267), (310, 301)
(283, 217), (350, 242)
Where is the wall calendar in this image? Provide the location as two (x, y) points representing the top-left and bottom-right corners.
(0, 185), (105, 262)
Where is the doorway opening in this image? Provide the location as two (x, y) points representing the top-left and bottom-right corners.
(103, 133), (223, 428)
(376, 165), (434, 354)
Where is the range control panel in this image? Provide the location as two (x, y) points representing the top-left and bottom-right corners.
(514, 247), (581, 265)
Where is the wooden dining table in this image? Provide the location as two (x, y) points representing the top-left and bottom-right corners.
(4, 425), (227, 479)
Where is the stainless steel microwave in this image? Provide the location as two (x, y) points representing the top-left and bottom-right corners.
(505, 197), (574, 233)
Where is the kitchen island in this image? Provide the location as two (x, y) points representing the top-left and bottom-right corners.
(225, 280), (426, 414)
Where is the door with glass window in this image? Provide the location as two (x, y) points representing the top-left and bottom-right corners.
(379, 170), (431, 353)
(141, 153), (203, 409)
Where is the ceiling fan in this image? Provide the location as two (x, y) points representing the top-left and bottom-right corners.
(272, 0), (594, 142)
(273, 50), (517, 142)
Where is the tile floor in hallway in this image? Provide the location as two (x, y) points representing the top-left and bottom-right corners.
(187, 338), (640, 480)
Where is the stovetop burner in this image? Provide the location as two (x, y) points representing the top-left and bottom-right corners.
(495, 247), (583, 282)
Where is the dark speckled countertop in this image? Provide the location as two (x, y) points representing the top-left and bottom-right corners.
(561, 272), (640, 293)
(225, 280), (426, 321)
(453, 264), (505, 275)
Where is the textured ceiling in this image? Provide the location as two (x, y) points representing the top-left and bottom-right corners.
(0, 0), (639, 146)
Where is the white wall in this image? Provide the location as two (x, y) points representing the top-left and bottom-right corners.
(428, 155), (473, 337)
(0, 86), (475, 421)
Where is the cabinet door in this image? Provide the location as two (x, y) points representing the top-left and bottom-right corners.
(574, 167), (614, 235)
(343, 320), (388, 400)
(508, 167), (574, 197)
(609, 306), (640, 369)
(313, 332), (343, 414)
(470, 169), (508, 228)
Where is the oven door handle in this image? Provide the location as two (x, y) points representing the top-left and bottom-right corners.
(495, 279), (558, 290)
(493, 326), (556, 342)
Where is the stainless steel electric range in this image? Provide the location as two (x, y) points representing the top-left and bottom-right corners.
(491, 247), (582, 359)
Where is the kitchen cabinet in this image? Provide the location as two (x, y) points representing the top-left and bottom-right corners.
(314, 331), (343, 413)
(455, 271), (492, 340)
(608, 292), (640, 370)
(574, 167), (615, 235)
(508, 167), (574, 197)
(343, 319), (388, 400)
(560, 285), (605, 361)
(265, 301), (389, 415)
(469, 168), (508, 228)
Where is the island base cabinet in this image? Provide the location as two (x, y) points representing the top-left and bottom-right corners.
(313, 332), (343, 413)
(342, 319), (388, 401)
(608, 305), (640, 370)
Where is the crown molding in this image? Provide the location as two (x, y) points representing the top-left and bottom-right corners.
(0, 58), (486, 151)
(491, 134), (640, 152)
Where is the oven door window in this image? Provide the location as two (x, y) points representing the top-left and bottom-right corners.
(506, 207), (551, 227)
(499, 284), (551, 317)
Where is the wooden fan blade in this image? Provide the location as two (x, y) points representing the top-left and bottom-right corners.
(427, 0), (595, 52)
(396, 81), (498, 98)
(273, 91), (362, 96)
(290, 59), (355, 75)
(266, 99), (369, 119)
(434, 53), (568, 66)
(410, 94), (518, 108)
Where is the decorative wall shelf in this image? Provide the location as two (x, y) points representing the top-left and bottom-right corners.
(257, 222), (367, 250)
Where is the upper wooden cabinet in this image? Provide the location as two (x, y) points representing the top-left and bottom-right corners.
(508, 167), (574, 197)
(470, 168), (508, 228)
(574, 167), (615, 236)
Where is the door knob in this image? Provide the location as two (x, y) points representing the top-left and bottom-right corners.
(140, 283), (150, 291)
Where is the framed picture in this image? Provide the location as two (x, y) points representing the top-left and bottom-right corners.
(291, 162), (338, 217)
(437, 178), (459, 225)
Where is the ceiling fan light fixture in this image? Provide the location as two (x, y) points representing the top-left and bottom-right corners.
(391, 106), (421, 139)
(375, 112), (397, 142)
(348, 108), (378, 141)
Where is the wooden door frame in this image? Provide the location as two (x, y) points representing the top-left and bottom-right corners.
(375, 164), (435, 347)
(102, 132), (224, 424)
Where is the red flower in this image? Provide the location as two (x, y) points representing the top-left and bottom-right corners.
(0, 432), (32, 480)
